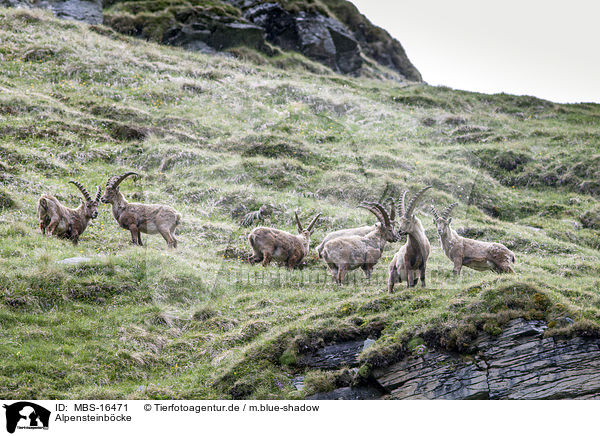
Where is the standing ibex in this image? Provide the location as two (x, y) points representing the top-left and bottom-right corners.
(388, 186), (432, 291)
(101, 172), (181, 248)
(431, 202), (515, 274)
(248, 211), (320, 269)
(321, 201), (398, 284)
(316, 198), (396, 258)
(37, 180), (101, 244)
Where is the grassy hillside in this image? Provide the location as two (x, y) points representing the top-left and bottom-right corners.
(0, 8), (599, 399)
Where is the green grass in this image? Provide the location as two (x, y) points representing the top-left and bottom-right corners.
(0, 8), (599, 399)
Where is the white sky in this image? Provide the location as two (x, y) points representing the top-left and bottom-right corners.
(350, 0), (600, 104)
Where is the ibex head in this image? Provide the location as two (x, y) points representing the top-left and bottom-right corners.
(69, 180), (102, 219)
(295, 211), (321, 241)
(431, 201), (458, 237)
(359, 201), (398, 242)
(101, 172), (138, 204)
(396, 186), (432, 236)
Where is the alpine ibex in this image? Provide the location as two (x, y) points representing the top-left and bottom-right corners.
(321, 201), (398, 284)
(316, 198), (395, 258)
(431, 202), (515, 274)
(388, 186), (432, 291)
(37, 180), (101, 244)
(248, 211), (320, 269)
(101, 172), (181, 248)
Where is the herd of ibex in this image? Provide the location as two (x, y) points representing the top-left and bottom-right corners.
(37, 176), (515, 290)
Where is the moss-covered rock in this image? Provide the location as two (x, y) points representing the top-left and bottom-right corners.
(580, 208), (600, 230)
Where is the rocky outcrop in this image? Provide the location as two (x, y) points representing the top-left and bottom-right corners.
(232, 0), (420, 79)
(1, 0), (421, 79)
(297, 339), (364, 370)
(374, 319), (600, 399)
(294, 318), (600, 399)
(242, 2), (362, 74)
(102, 0), (421, 80)
(0, 0), (102, 24)
(307, 385), (383, 400)
(322, 0), (422, 81)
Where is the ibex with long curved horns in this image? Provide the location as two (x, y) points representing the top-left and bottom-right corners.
(316, 198), (396, 259)
(321, 201), (398, 284)
(101, 172), (181, 248)
(248, 211), (321, 269)
(388, 186), (432, 291)
(431, 202), (515, 274)
(37, 180), (101, 244)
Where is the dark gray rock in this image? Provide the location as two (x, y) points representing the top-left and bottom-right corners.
(307, 385), (383, 400)
(0, 0), (102, 24)
(212, 21), (265, 50)
(298, 340), (364, 370)
(319, 0), (422, 81)
(163, 25), (215, 53)
(244, 3), (298, 51)
(243, 3), (362, 74)
(374, 319), (600, 399)
(163, 19), (265, 52)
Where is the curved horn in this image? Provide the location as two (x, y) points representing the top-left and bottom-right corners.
(387, 197), (396, 222)
(442, 202), (458, 219)
(69, 180), (91, 202)
(107, 172), (139, 190)
(94, 186), (102, 203)
(405, 186), (432, 217)
(306, 213), (321, 232)
(430, 201), (440, 220)
(372, 201), (391, 227)
(359, 202), (385, 226)
(294, 211), (304, 232)
(398, 190), (408, 216)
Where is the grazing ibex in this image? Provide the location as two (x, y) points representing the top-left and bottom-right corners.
(316, 198), (395, 258)
(101, 172), (181, 248)
(248, 211), (320, 269)
(37, 180), (101, 244)
(388, 186), (432, 292)
(431, 202), (515, 274)
(321, 201), (398, 284)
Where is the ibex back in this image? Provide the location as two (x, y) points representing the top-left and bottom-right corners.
(248, 211), (320, 269)
(101, 172), (181, 248)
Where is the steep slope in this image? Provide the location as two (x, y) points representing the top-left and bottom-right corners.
(0, 8), (599, 399)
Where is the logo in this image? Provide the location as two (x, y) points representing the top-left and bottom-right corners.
(3, 402), (50, 434)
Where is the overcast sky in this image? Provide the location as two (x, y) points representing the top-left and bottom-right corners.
(350, 0), (600, 104)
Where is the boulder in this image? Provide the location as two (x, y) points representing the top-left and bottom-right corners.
(243, 3), (362, 74)
(244, 3), (297, 51)
(0, 0), (102, 24)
